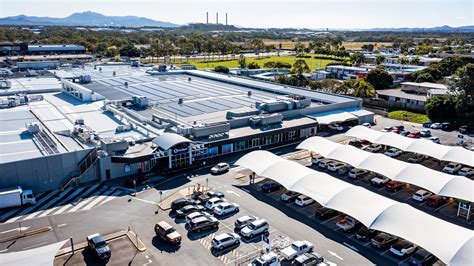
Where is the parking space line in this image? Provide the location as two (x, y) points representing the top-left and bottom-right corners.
(321, 216), (339, 225)
(434, 203), (450, 212)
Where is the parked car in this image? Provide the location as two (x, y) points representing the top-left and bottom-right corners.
(211, 162), (230, 175)
(213, 202), (239, 216)
(261, 182), (283, 192)
(295, 195), (314, 207)
(328, 123), (344, 131)
(293, 252), (324, 266)
(155, 221), (182, 245)
(420, 130), (431, 137)
(311, 154), (324, 165)
(389, 240), (417, 257)
(196, 191), (225, 203)
(429, 137), (440, 144)
(385, 181), (405, 192)
(234, 215), (258, 231)
(362, 122), (372, 128)
(327, 162), (349, 172)
(407, 131), (421, 138)
(407, 153), (427, 163)
(442, 162), (462, 174)
(355, 226), (377, 241)
(384, 148), (402, 157)
(371, 176), (390, 187)
(250, 252), (280, 266)
(205, 197), (227, 210)
(371, 232), (398, 249)
(318, 159), (334, 169)
(240, 219), (269, 238)
(280, 191), (301, 202)
(188, 216), (219, 232)
(441, 122), (451, 131)
(412, 190), (433, 202)
(281, 240), (314, 261)
(314, 207), (338, 220)
(426, 195), (447, 208)
(364, 144), (383, 153)
(459, 125), (470, 134)
(336, 216), (359, 232)
(86, 233), (111, 261)
(393, 125), (404, 131)
(185, 211), (212, 225)
(211, 232), (240, 250)
(382, 126), (393, 132)
(407, 248), (434, 265)
(400, 130), (411, 137)
(348, 168), (369, 179)
(207, 191), (225, 198)
(422, 122), (432, 128)
(430, 123), (442, 129)
(171, 198), (199, 211)
(458, 167), (474, 177)
(348, 139), (363, 148)
(176, 204), (205, 218)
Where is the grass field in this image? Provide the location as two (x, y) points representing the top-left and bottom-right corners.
(261, 40), (393, 50)
(388, 110), (430, 124)
(174, 55), (335, 70)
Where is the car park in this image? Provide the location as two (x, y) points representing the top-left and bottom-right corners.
(250, 252), (280, 266)
(240, 219), (269, 238)
(385, 181), (405, 192)
(205, 197), (227, 210)
(314, 207), (338, 220)
(211, 232), (240, 250)
(422, 122), (432, 128)
(430, 123), (442, 129)
(155, 221), (182, 245)
(188, 216), (219, 232)
(327, 162), (349, 172)
(412, 190), (433, 202)
(458, 167), (474, 177)
(429, 136), (440, 144)
(364, 143), (382, 153)
(407, 131), (421, 138)
(420, 130), (431, 137)
(407, 248), (434, 265)
(176, 204), (205, 218)
(382, 126), (393, 132)
(336, 216), (359, 232)
(86, 233), (111, 261)
(371, 232), (398, 249)
(328, 123), (344, 131)
(280, 191), (301, 202)
(442, 162), (462, 174)
(389, 240), (417, 257)
(355, 226), (376, 241)
(234, 215), (258, 231)
(318, 159), (334, 169)
(407, 153), (427, 163)
(400, 130), (410, 137)
(281, 240), (314, 261)
(210, 162), (230, 175)
(213, 202), (239, 216)
(426, 195), (447, 208)
(185, 211), (212, 224)
(295, 195), (315, 207)
(384, 148), (402, 157)
(348, 139), (363, 148)
(261, 182), (283, 192)
(311, 154), (324, 165)
(171, 198), (199, 211)
(348, 168), (369, 179)
(370, 175), (390, 187)
(293, 251), (324, 266)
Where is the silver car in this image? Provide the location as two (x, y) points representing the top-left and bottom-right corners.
(211, 233), (240, 250)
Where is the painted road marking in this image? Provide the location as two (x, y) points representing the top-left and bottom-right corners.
(328, 250), (344, 260)
(0, 227), (30, 234)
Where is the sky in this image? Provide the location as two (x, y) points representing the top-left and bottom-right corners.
(0, 0), (472, 29)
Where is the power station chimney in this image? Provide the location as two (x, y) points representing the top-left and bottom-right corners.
(216, 12), (219, 24)
(206, 12), (208, 24)
(225, 13), (228, 26)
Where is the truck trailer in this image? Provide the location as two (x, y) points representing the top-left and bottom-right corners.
(0, 187), (36, 209)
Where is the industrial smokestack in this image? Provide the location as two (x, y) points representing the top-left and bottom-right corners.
(206, 12), (208, 24)
(225, 13), (228, 26)
(216, 12), (218, 24)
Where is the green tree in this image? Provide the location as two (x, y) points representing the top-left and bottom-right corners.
(291, 59), (310, 76)
(365, 67), (393, 90)
(350, 52), (365, 66)
(399, 56), (409, 65)
(410, 56), (420, 65)
(238, 54), (247, 68)
(361, 44), (374, 52)
(451, 63), (474, 112)
(105, 46), (119, 57)
(343, 79), (376, 98)
(248, 61), (260, 69)
(294, 42), (306, 56)
(214, 66), (229, 74)
(375, 55), (385, 65)
(425, 95), (457, 122)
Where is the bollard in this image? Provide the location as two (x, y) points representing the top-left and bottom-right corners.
(70, 237), (74, 255)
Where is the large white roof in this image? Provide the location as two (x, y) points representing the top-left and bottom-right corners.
(297, 136), (474, 202)
(235, 150), (473, 265)
(152, 133), (191, 150)
(346, 125), (474, 167)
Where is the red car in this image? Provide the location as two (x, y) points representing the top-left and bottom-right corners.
(407, 131), (421, 138)
(385, 181), (405, 192)
(426, 195), (447, 208)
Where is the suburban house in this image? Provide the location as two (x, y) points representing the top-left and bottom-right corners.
(375, 82), (449, 109)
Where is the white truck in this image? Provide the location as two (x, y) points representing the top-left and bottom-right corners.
(0, 187), (36, 209)
(281, 240), (314, 260)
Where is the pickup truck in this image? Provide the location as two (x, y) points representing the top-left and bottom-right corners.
(281, 240), (314, 261)
(336, 216), (359, 232)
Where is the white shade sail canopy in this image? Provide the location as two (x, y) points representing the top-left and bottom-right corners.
(0, 239), (68, 266)
(297, 137), (474, 202)
(152, 133), (191, 150)
(235, 150), (473, 265)
(309, 110), (358, 125)
(346, 125), (474, 167)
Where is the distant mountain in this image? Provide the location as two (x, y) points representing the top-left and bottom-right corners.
(364, 25), (474, 32)
(0, 11), (178, 28)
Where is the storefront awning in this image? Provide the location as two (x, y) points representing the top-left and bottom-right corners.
(152, 133), (191, 150)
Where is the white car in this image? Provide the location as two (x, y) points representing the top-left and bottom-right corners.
(185, 211), (212, 224)
(370, 176), (390, 186)
(348, 168), (369, 179)
(442, 163), (462, 174)
(381, 126), (393, 132)
(364, 144), (383, 153)
(211, 162), (230, 174)
(280, 191), (301, 202)
(281, 240), (314, 261)
(328, 123), (344, 131)
(362, 122), (372, 128)
(407, 153), (427, 163)
(429, 136), (440, 144)
(389, 240), (417, 257)
(311, 154), (324, 165)
(240, 219), (269, 238)
(336, 216), (359, 232)
(213, 202), (239, 216)
(384, 148), (402, 157)
(205, 197), (226, 210)
(327, 162), (348, 172)
(211, 233), (240, 250)
(458, 167), (474, 177)
(295, 195), (314, 207)
(412, 190), (433, 202)
(430, 123), (442, 129)
(318, 159), (334, 169)
(234, 215), (258, 230)
(249, 252), (280, 266)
